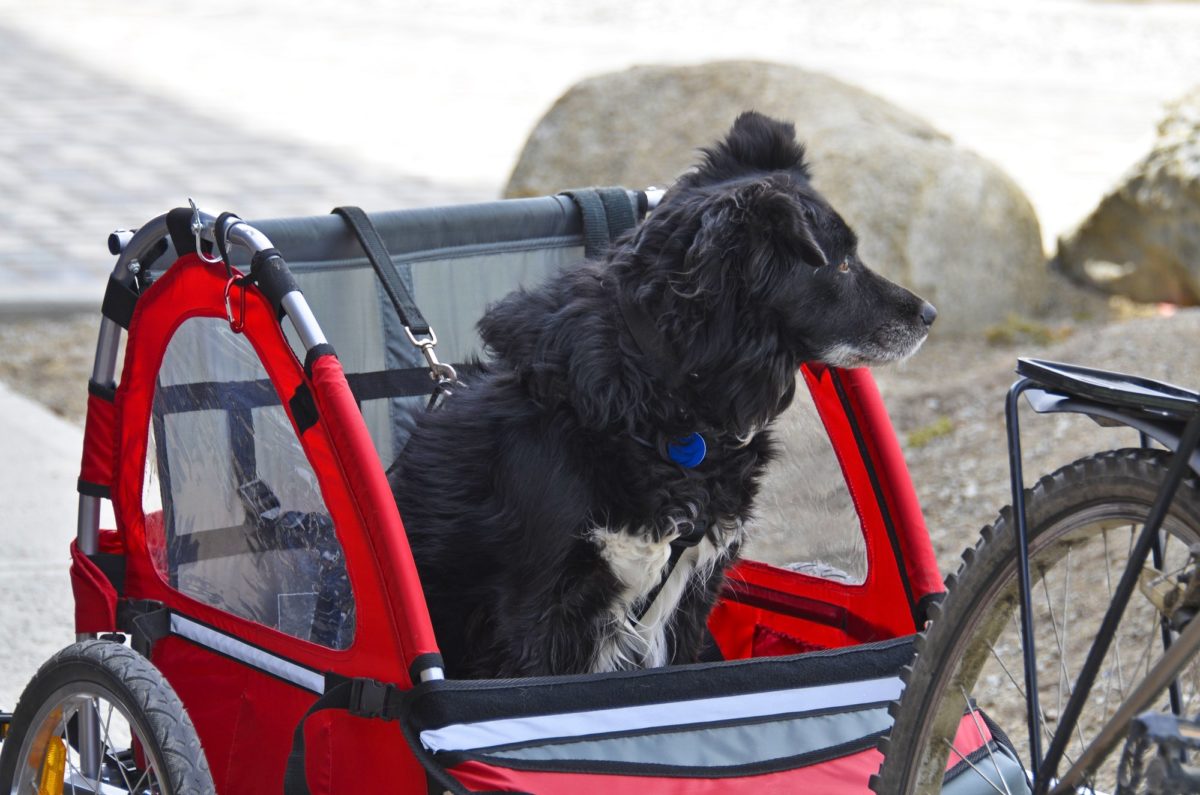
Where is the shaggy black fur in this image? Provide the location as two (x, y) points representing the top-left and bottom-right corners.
(391, 112), (936, 679)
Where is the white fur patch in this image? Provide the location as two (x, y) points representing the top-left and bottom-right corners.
(819, 331), (928, 368)
(589, 522), (743, 673)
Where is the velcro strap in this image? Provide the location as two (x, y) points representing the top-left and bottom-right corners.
(596, 187), (637, 240)
(332, 206), (430, 337)
(559, 189), (611, 260)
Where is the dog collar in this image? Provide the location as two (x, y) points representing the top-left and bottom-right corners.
(668, 432), (707, 468)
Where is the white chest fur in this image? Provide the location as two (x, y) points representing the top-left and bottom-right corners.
(588, 524), (741, 673)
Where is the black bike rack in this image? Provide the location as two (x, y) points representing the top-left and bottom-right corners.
(1005, 358), (1200, 793)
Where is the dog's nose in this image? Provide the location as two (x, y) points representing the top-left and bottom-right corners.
(920, 302), (938, 327)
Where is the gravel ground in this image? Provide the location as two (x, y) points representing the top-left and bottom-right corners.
(5, 302), (1198, 580)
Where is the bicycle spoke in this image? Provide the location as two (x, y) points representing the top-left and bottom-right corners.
(962, 685), (1015, 795)
(101, 697), (138, 794)
(1039, 566), (1090, 755)
(985, 639), (1080, 770)
(1041, 565), (1070, 720)
(1103, 530), (1128, 698)
(942, 737), (1010, 795)
(58, 709), (87, 790)
(131, 761), (154, 795)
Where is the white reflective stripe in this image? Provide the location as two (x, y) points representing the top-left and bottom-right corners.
(420, 675), (902, 753)
(170, 614), (325, 694)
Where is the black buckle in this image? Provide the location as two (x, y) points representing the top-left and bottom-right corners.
(349, 679), (390, 719)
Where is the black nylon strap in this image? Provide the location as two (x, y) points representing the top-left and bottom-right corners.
(101, 276), (138, 329)
(559, 189), (611, 260)
(116, 600), (170, 658)
(597, 187), (637, 240)
(289, 383), (318, 434)
(249, 248), (299, 318)
(284, 679), (464, 795)
(165, 208), (196, 257)
(213, 212), (241, 277)
(77, 479), (111, 499)
(344, 364), (482, 402)
(331, 206), (430, 337)
(284, 681), (354, 795)
(303, 343), (337, 379)
(87, 379), (117, 402)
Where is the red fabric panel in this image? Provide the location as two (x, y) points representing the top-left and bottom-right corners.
(308, 354), (441, 671)
(153, 636), (317, 795)
(705, 600), (758, 660)
(836, 368), (946, 606)
(448, 746), (886, 794)
(69, 539), (117, 633)
(751, 624), (822, 657)
(303, 711), (424, 795)
(80, 391), (116, 487)
(156, 636), (430, 794)
(710, 363), (938, 656)
(97, 528), (123, 554)
(949, 710), (994, 770)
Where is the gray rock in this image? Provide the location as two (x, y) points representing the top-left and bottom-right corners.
(506, 60), (1052, 333)
(1056, 85), (1200, 304)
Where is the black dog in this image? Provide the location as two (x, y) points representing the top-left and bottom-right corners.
(392, 112), (936, 679)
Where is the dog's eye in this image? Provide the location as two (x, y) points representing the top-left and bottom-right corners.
(838, 260), (850, 273)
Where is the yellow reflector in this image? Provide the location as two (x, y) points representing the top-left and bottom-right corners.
(37, 737), (66, 795)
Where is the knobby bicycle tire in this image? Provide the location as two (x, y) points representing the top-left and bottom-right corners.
(873, 449), (1200, 794)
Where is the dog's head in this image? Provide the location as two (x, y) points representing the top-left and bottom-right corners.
(609, 111), (936, 435)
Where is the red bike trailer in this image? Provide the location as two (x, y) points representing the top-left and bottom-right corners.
(5, 191), (1022, 794)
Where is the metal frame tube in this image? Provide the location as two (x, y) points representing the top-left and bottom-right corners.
(1006, 377), (1045, 777)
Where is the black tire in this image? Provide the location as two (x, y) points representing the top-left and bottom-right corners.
(0, 640), (214, 794)
(873, 449), (1200, 794)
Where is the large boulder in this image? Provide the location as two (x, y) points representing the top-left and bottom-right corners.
(1056, 86), (1200, 304)
(506, 61), (1052, 334)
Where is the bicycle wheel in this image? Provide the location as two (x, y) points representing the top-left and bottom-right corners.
(874, 449), (1200, 794)
(0, 640), (214, 795)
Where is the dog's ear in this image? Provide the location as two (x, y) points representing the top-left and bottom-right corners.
(693, 111), (812, 184)
(685, 180), (827, 298)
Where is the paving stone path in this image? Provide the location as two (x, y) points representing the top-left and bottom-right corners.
(0, 23), (490, 300)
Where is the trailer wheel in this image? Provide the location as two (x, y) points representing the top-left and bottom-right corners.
(0, 639), (213, 794)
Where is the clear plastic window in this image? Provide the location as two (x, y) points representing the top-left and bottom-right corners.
(142, 317), (354, 648)
(745, 388), (867, 584)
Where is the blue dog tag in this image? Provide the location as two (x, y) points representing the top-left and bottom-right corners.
(668, 433), (707, 468)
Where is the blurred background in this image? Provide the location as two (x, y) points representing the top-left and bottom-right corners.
(2, 0), (1200, 705)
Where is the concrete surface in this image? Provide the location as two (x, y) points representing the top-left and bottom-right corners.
(0, 382), (89, 709)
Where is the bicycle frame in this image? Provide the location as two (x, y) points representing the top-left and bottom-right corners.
(1004, 358), (1200, 793)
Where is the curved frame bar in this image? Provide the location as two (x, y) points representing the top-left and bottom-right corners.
(79, 206), (329, 585)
